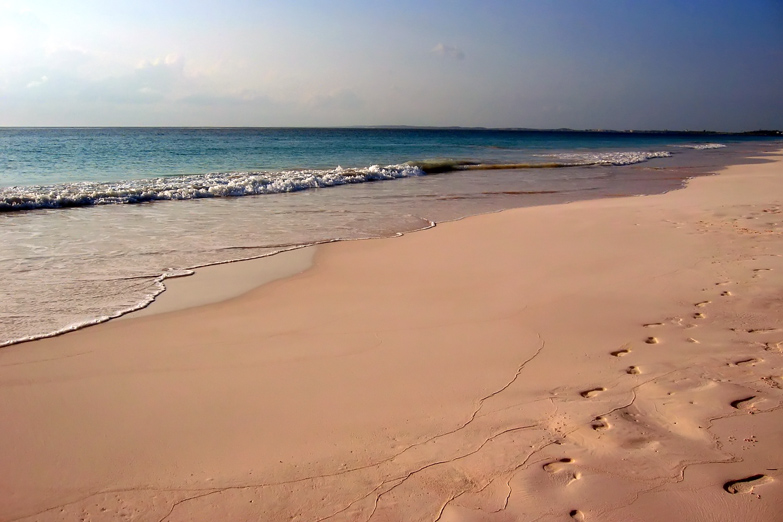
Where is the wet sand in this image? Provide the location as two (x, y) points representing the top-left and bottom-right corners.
(1, 150), (782, 521)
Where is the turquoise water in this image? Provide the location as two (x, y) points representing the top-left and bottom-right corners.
(0, 127), (739, 186)
(0, 128), (779, 346)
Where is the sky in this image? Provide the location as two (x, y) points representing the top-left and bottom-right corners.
(1, 0), (781, 130)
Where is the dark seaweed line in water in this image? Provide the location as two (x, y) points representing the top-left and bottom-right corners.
(411, 161), (571, 174)
(466, 162), (568, 170)
(0, 152), (674, 213)
(481, 190), (562, 195)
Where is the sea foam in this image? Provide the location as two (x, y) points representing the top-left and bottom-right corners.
(0, 164), (425, 212)
(0, 152), (671, 212)
(538, 150), (672, 165)
(675, 143), (727, 150)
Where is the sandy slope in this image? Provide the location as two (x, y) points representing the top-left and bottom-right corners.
(0, 151), (781, 522)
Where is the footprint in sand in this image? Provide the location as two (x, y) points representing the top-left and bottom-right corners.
(591, 416), (610, 431)
(715, 281), (731, 286)
(543, 458), (573, 473)
(730, 357), (761, 367)
(693, 312), (706, 319)
(746, 328), (780, 334)
(761, 376), (783, 389)
(569, 509), (586, 521)
(721, 291), (732, 297)
(611, 348), (631, 357)
(645, 336), (659, 344)
(626, 366), (641, 375)
(687, 337), (700, 343)
(724, 474), (773, 494)
(580, 387), (606, 399)
(643, 322), (664, 328)
(544, 459), (581, 487)
(730, 396), (757, 410)
(695, 301), (711, 307)
(763, 341), (782, 353)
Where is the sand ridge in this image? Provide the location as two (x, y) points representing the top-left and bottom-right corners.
(0, 151), (781, 521)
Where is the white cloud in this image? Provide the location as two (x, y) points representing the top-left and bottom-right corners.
(430, 43), (465, 61)
(137, 53), (182, 70)
(26, 75), (48, 88)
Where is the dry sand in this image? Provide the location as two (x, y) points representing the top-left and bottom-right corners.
(1, 150), (782, 521)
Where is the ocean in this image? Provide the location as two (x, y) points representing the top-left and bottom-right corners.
(0, 128), (779, 347)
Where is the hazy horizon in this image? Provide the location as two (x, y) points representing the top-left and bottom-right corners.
(2, 0), (781, 131)
(1, 126), (780, 133)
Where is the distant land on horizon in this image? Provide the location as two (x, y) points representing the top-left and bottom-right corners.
(1, 127), (781, 136)
(348, 127), (783, 136)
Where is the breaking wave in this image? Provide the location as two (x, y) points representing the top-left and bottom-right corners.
(0, 164), (425, 212)
(674, 143), (726, 150)
(409, 151), (672, 173)
(535, 151), (672, 166)
(1, 151), (673, 212)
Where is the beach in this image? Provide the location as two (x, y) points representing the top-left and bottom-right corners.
(1, 149), (782, 521)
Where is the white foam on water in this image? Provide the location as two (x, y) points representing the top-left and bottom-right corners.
(0, 207), (437, 348)
(536, 150), (672, 165)
(0, 153), (678, 212)
(0, 247), (306, 348)
(0, 270), (180, 348)
(674, 143), (727, 150)
(0, 147), (694, 348)
(0, 164), (426, 211)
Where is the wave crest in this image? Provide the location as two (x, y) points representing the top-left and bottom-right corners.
(674, 143), (726, 150)
(0, 164), (425, 212)
(0, 151), (675, 212)
(538, 151), (672, 166)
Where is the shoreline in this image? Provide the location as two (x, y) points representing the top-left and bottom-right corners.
(1, 149), (782, 521)
(123, 246), (317, 319)
(1, 141), (772, 348)
(86, 144), (783, 323)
